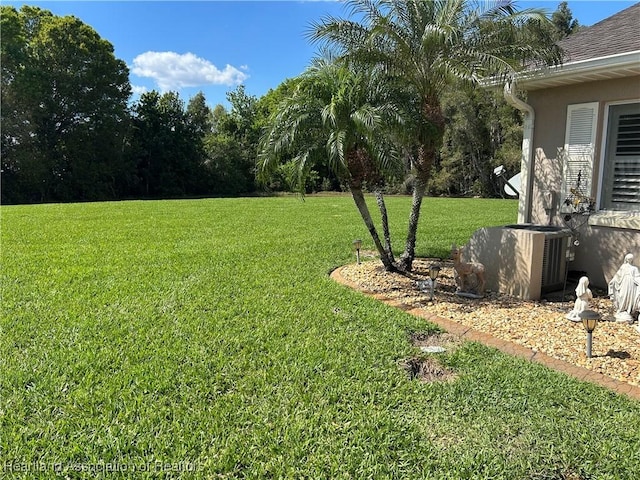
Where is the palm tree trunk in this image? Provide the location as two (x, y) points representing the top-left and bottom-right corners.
(398, 101), (444, 272)
(350, 186), (396, 272)
(397, 179), (426, 272)
(374, 189), (394, 263)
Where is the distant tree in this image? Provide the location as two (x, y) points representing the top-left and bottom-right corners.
(551, 1), (579, 40)
(129, 91), (205, 197)
(210, 104), (228, 133)
(1, 6), (131, 203)
(186, 92), (213, 137)
(226, 85), (258, 140)
(202, 86), (259, 194)
(254, 79), (300, 129)
(1, 7), (38, 203)
(433, 86), (523, 197)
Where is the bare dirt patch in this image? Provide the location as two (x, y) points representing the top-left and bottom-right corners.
(401, 331), (460, 383)
(401, 356), (457, 383)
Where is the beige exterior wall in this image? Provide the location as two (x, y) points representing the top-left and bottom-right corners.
(524, 76), (640, 289)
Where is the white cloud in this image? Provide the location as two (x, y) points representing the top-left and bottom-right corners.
(131, 85), (148, 96)
(131, 51), (249, 91)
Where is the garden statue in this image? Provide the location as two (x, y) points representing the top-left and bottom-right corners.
(451, 244), (485, 297)
(608, 253), (640, 322)
(566, 276), (592, 322)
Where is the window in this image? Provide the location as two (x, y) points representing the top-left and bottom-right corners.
(563, 101), (639, 230)
(599, 102), (640, 212)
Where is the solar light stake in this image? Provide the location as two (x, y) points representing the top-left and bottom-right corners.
(428, 264), (441, 301)
(579, 310), (600, 358)
(352, 239), (362, 264)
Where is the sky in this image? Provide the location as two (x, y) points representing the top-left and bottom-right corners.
(4, 0), (638, 107)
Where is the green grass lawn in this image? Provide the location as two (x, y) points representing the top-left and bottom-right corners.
(2, 196), (639, 479)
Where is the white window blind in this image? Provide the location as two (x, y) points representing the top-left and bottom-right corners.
(602, 103), (640, 211)
(562, 103), (598, 205)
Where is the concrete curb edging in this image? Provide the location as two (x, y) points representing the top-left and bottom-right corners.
(330, 266), (640, 401)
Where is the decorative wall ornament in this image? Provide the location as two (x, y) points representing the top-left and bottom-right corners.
(561, 169), (595, 249)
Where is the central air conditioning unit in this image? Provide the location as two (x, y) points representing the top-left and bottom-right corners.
(506, 225), (572, 293)
(464, 224), (572, 300)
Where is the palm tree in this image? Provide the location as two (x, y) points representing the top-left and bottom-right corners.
(310, 0), (561, 271)
(258, 58), (403, 271)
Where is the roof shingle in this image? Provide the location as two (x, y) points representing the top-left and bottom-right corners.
(558, 2), (640, 63)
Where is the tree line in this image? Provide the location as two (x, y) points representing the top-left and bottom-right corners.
(1, 3), (578, 205)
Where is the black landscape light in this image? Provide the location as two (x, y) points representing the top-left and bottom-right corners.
(579, 310), (600, 358)
(353, 239), (362, 264)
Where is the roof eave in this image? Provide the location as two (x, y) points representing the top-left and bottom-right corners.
(513, 51), (640, 91)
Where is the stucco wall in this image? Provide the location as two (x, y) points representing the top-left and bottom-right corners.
(523, 76), (640, 289)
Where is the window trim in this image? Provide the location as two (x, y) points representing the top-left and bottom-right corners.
(588, 210), (640, 230)
(596, 99), (640, 214)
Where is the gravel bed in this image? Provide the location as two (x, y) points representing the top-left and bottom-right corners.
(340, 256), (640, 387)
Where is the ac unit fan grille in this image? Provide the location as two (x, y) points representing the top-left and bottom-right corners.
(541, 236), (569, 292)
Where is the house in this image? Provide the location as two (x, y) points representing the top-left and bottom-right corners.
(465, 3), (639, 299)
(507, 3), (640, 289)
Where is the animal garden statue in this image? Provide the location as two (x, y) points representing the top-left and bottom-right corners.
(451, 244), (486, 297)
(566, 276), (592, 322)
